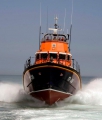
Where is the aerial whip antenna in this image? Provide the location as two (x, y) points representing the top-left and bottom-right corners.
(69, 0), (73, 52)
(46, 6), (48, 33)
(39, 2), (42, 49)
(63, 8), (66, 33)
(67, 29), (69, 40)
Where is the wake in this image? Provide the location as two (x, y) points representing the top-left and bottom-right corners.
(0, 78), (102, 106)
(62, 78), (102, 105)
(0, 82), (46, 107)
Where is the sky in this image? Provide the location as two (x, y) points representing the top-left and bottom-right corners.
(0, 0), (102, 77)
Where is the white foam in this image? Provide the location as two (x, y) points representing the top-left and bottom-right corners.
(0, 81), (46, 107)
(0, 82), (22, 102)
(63, 78), (102, 105)
(1, 78), (102, 106)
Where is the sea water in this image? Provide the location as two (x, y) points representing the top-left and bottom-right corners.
(0, 75), (102, 120)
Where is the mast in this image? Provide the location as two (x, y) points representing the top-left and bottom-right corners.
(63, 8), (66, 33)
(46, 6), (48, 33)
(54, 16), (58, 29)
(69, 0), (73, 52)
(39, 3), (41, 49)
(49, 16), (62, 34)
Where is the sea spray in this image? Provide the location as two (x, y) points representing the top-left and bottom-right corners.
(1, 78), (102, 107)
(62, 78), (102, 105)
(0, 81), (46, 107)
(0, 82), (26, 102)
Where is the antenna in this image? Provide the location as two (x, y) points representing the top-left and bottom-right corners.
(67, 29), (69, 34)
(46, 7), (48, 33)
(69, 0), (73, 52)
(71, 0), (73, 25)
(54, 16), (58, 29)
(40, 3), (41, 26)
(39, 3), (41, 49)
(67, 29), (69, 40)
(63, 8), (66, 33)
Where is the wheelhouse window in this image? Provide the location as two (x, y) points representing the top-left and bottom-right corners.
(36, 54), (40, 60)
(41, 53), (48, 59)
(49, 53), (57, 59)
(59, 54), (66, 60)
(67, 55), (71, 60)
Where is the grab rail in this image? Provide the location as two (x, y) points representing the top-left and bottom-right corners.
(24, 57), (80, 74)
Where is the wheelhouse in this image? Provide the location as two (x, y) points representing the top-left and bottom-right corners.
(35, 51), (72, 67)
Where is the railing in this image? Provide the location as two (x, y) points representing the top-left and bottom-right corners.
(41, 33), (68, 42)
(72, 59), (80, 73)
(24, 57), (80, 74)
(24, 56), (35, 70)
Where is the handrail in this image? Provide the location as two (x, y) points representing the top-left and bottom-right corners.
(24, 57), (80, 74)
(72, 59), (80, 73)
(24, 56), (35, 70)
(41, 33), (68, 42)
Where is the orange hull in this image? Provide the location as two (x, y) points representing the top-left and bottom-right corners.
(30, 89), (72, 105)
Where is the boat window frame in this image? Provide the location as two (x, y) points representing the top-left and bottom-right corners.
(49, 52), (58, 59)
(35, 52), (48, 60)
(40, 52), (48, 60)
(41, 53), (47, 59)
(36, 53), (40, 60)
(59, 52), (66, 60)
(66, 54), (72, 61)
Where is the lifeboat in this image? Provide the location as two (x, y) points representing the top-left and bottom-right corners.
(23, 16), (82, 105)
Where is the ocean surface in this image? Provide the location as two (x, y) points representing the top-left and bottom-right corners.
(0, 75), (102, 120)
